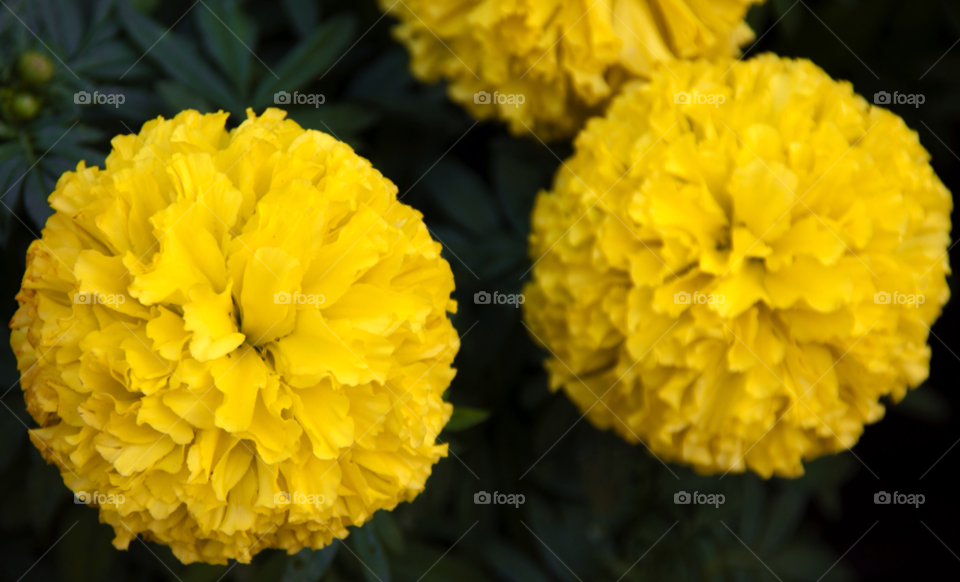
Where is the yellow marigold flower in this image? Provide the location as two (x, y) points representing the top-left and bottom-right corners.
(9, 108), (459, 564)
(523, 55), (952, 478)
(380, 0), (763, 139)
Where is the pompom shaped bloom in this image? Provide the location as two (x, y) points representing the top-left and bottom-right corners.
(523, 55), (952, 478)
(380, 0), (763, 139)
(9, 109), (459, 564)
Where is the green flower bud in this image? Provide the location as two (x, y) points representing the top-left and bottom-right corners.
(11, 93), (40, 120)
(17, 51), (55, 85)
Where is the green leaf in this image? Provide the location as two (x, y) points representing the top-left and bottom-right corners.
(39, 0), (84, 57)
(423, 158), (500, 235)
(251, 15), (357, 110)
(181, 563), (230, 582)
(251, 551), (289, 582)
(286, 103), (379, 146)
(283, 545), (339, 582)
(24, 168), (54, 229)
(444, 406), (490, 432)
(372, 511), (406, 554)
(491, 138), (553, 236)
(196, 0), (256, 96)
(482, 541), (550, 582)
(759, 485), (807, 554)
(157, 80), (215, 114)
(893, 384), (950, 422)
(282, 0), (319, 37)
(118, 0), (242, 113)
(71, 38), (143, 80)
(349, 525), (392, 582)
(0, 148), (25, 209)
(392, 542), (488, 582)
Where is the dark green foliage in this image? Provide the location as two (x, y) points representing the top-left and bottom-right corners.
(0, 0), (956, 581)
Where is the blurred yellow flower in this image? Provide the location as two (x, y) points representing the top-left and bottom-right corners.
(380, 0), (763, 139)
(10, 109), (460, 564)
(523, 55), (952, 477)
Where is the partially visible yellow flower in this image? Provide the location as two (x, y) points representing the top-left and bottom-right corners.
(10, 108), (460, 564)
(523, 55), (952, 477)
(381, 0), (763, 139)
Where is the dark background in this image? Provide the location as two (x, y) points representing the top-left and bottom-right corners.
(0, 0), (958, 581)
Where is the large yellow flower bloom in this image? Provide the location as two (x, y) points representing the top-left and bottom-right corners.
(9, 109), (459, 564)
(523, 55), (952, 478)
(381, 0), (763, 139)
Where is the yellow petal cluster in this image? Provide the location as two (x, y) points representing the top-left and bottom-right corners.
(9, 108), (459, 564)
(523, 55), (952, 477)
(381, 0), (763, 139)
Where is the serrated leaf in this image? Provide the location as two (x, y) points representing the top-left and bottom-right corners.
(251, 15), (357, 110)
(283, 545), (339, 582)
(39, 0), (84, 57)
(349, 525), (391, 582)
(196, 0), (256, 96)
(71, 38), (141, 79)
(444, 406), (490, 432)
(119, 0), (242, 113)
